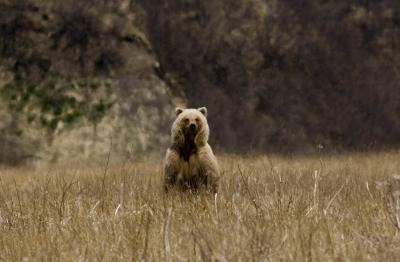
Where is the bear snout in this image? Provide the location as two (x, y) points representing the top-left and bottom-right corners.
(185, 122), (198, 137)
(189, 123), (197, 131)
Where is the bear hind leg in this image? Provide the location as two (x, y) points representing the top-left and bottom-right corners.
(164, 165), (179, 192)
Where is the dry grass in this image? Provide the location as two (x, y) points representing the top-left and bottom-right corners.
(1, 152), (400, 261)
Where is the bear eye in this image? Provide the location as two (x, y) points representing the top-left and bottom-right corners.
(195, 118), (199, 122)
(184, 118), (189, 123)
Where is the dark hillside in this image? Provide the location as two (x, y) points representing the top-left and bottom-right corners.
(1, 0), (400, 164)
(140, 0), (400, 152)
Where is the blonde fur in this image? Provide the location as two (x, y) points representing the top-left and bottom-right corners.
(164, 107), (219, 193)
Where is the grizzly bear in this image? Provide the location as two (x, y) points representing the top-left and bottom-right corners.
(163, 107), (220, 193)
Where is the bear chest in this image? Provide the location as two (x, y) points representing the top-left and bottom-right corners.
(171, 141), (197, 162)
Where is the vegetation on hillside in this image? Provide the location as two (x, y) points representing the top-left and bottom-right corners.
(1, 0), (400, 164)
(0, 0), (171, 164)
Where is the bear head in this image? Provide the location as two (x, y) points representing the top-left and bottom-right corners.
(171, 107), (209, 147)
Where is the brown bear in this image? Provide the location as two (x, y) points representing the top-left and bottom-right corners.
(163, 107), (220, 193)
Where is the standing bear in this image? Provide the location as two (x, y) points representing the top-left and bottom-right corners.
(163, 107), (220, 193)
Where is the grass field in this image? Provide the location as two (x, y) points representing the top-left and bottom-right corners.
(1, 152), (400, 261)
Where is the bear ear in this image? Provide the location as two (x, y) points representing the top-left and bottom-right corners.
(175, 107), (184, 116)
(198, 107), (207, 117)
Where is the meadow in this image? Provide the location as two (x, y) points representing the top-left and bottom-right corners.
(1, 152), (400, 261)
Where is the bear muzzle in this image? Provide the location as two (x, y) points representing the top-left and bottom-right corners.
(184, 122), (198, 139)
(189, 123), (197, 131)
